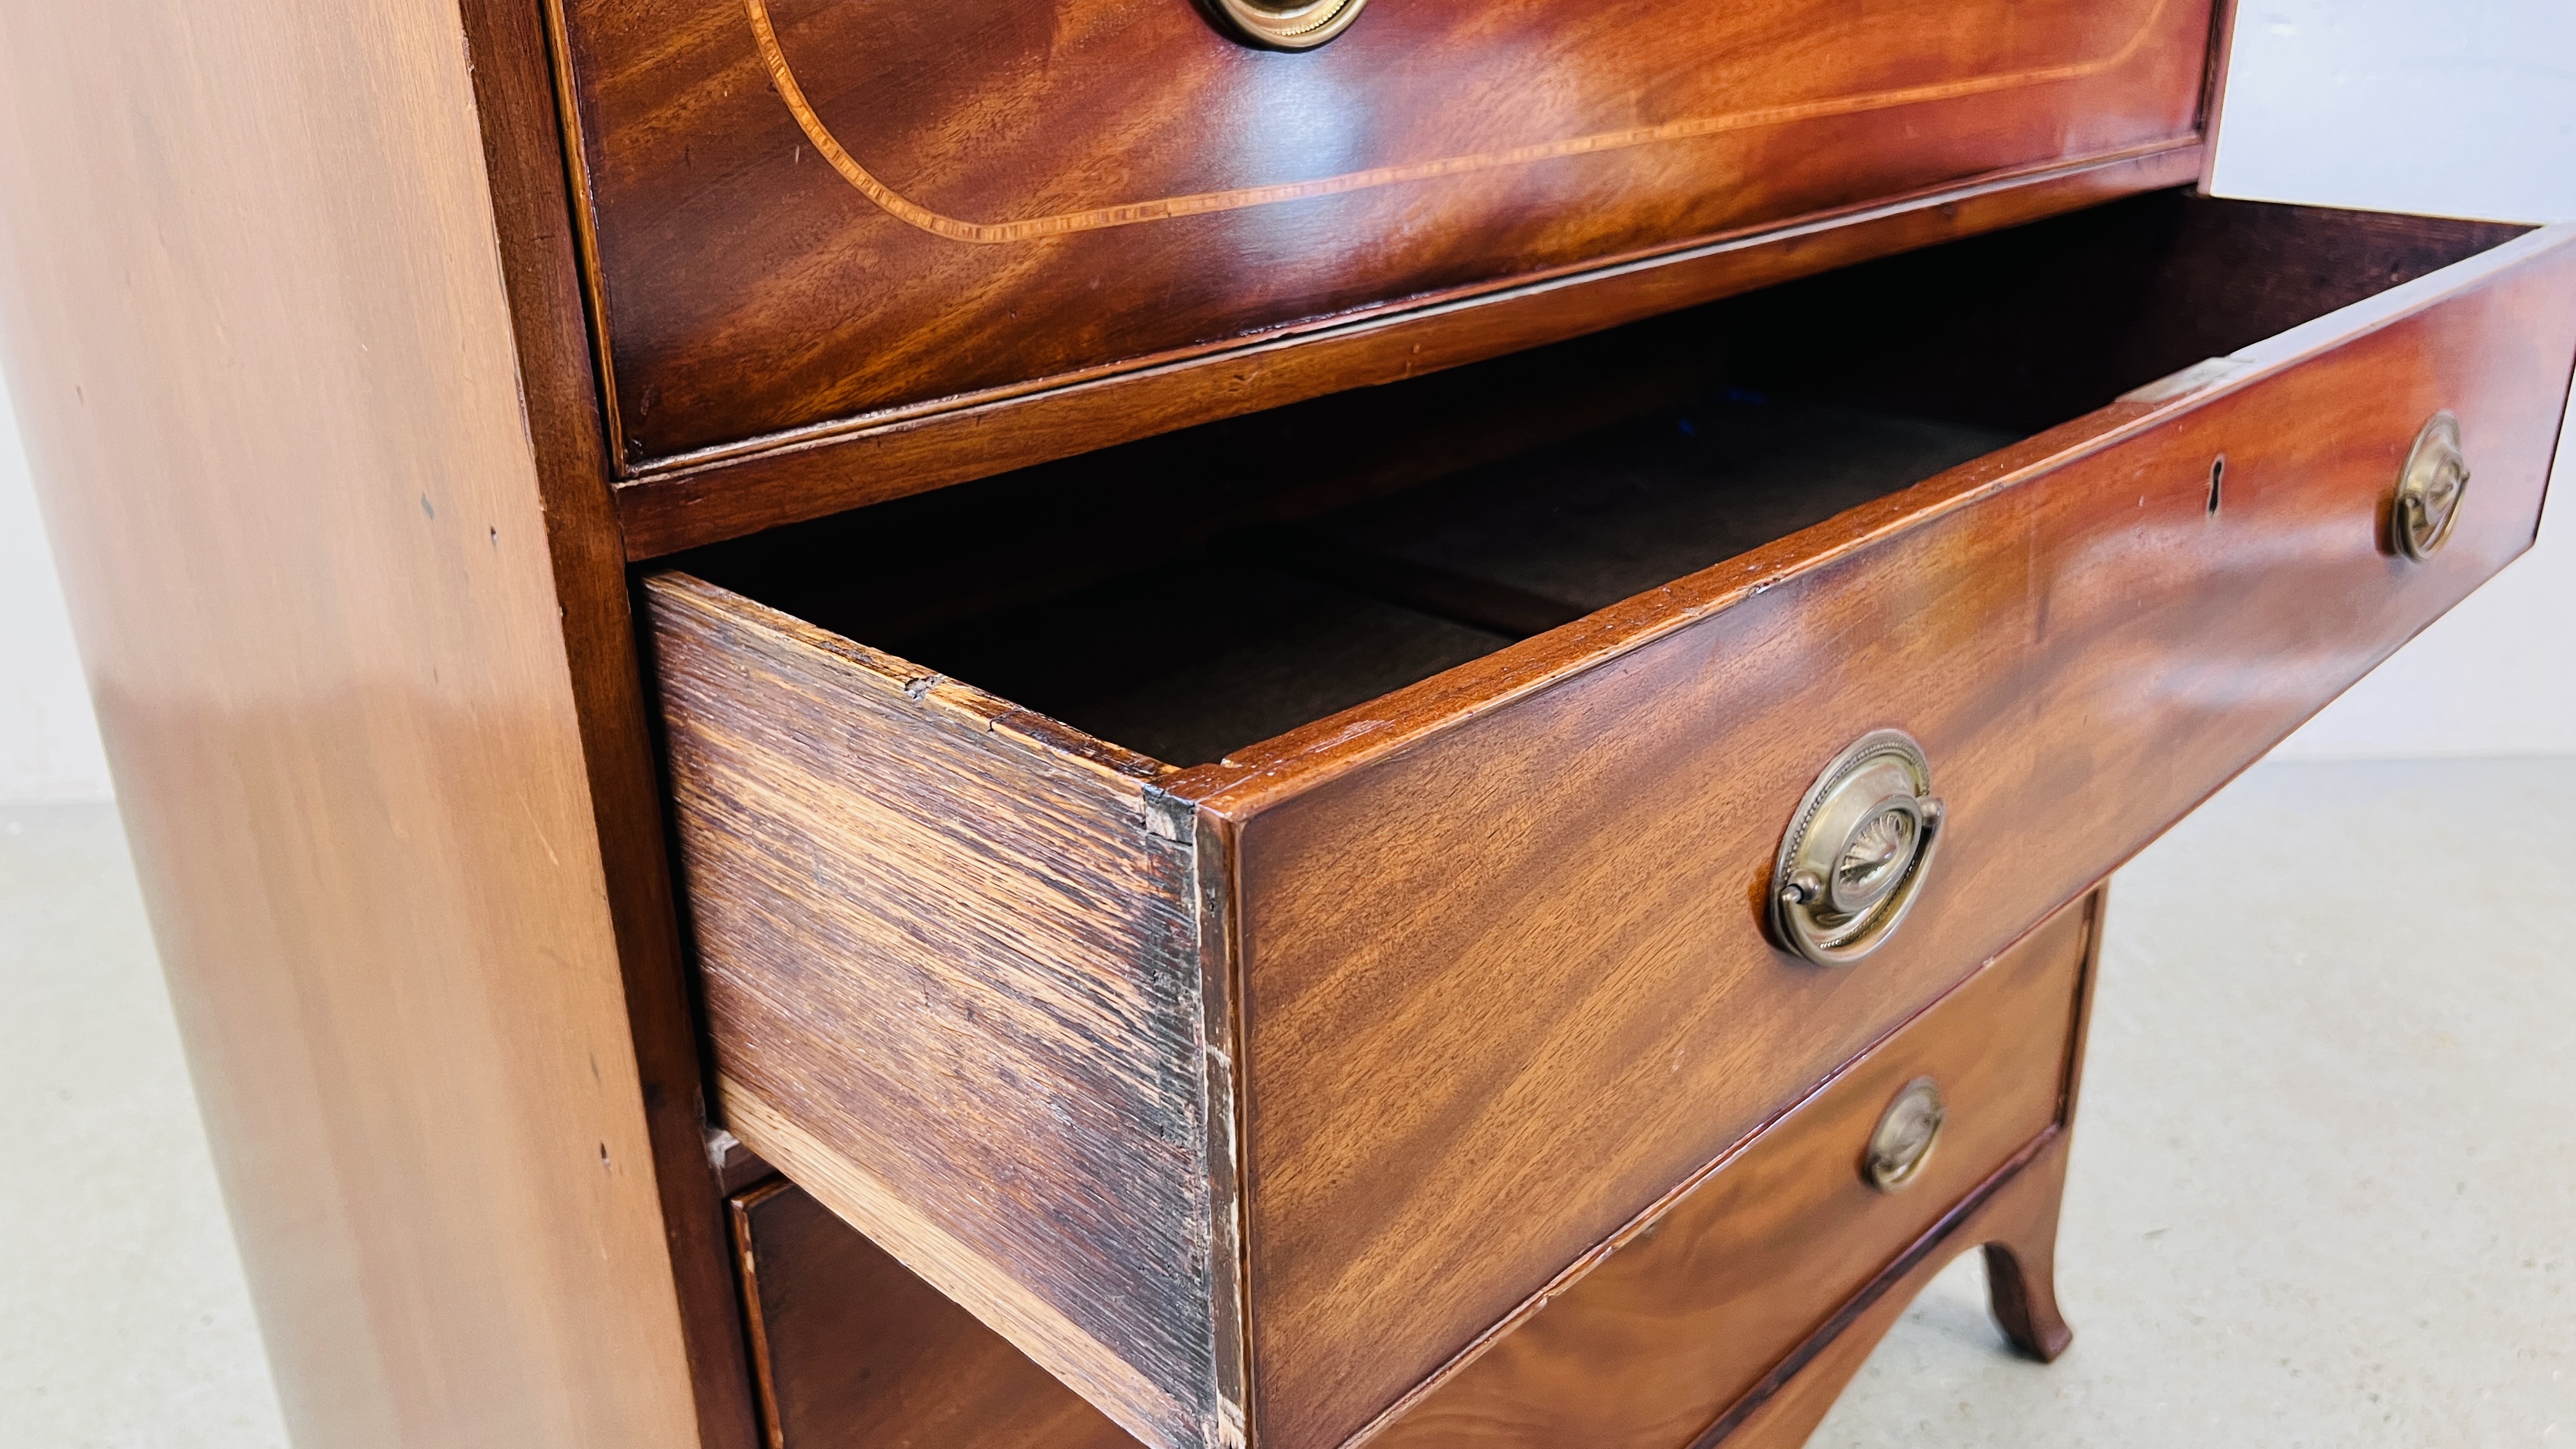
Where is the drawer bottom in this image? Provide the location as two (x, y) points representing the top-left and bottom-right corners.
(726, 889), (2103, 1448)
(727, 1179), (1137, 1449)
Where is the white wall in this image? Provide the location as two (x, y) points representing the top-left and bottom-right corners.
(0, 378), (112, 800)
(0, 1), (2570, 791)
(2214, 0), (2576, 759)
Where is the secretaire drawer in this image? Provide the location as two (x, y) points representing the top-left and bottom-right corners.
(558, 0), (2216, 480)
(645, 194), (2576, 1449)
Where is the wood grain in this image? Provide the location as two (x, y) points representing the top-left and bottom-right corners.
(704, 891), (2097, 1449)
(730, 1176), (1141, 1449)
(1188, 220), (2576, 1449)
(646, 573), (1238, 1449)
(612, 142), (2206, 559)
(1358, 891), (2096, 1449)
(1699, 891), (2104, 1449)
(556, 0), (2213, 469)
(751, 0), (2182, 247)
(721, 1082), (1187, 1443)
(649, 208), (2576, 1448)
(1698, 1129), (2082, 1448)
(456, 0), (767, 1438)
(2195, 0), (2242, 194)
(0, 3), (712, 1445)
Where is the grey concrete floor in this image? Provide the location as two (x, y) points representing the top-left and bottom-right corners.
(1814, 757), (2576, 1448)
(1, 804), (288, 1449)
(4, 758), (2572, 1447)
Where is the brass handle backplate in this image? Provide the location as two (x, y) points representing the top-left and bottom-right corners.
(2393, 411), (2470, 562)
(1866, 1077), (1947, 1192)
(1770, 729), (1943, 967)
(1204, 0), (1368, 49)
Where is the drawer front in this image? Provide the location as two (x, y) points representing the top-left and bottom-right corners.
(1364, 891), (2095, 1448)
(1209, 227), (2576, 1446)
(558, 0), (2212, 471)
(730, 1177), (1140, 1449)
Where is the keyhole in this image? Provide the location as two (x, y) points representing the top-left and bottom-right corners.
(2206, 456), (2227, 517)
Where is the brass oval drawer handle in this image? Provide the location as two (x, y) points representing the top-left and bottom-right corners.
(1865, 1077), (1947, 1192)
(1770, 729), (1944, 967)
(1205, 0), (1369, 49)
(2393, 410), (2470, 562)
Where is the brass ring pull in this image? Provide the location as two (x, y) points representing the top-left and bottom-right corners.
(1865, 1077), (1947, 1192)
(1204, 0), (1368, 49)
(2392, 411), (2469, 562)
(1770, 730), (1943, 967)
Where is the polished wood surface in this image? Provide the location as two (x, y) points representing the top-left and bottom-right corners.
(1696, 899), (2105, 1449)
(2195, 0), (2242, 192)
(0, 3), (723, 1445)
(612, 143), (2204, 559)
(647, 573), (1233, 1449)
(729, 1177), (1138, 1449)
(1363, 891), (2098, 1448)
(1200, 216), (2576, 1449)
(707, 891), (2098, 1449)
(459, 0), (767, 1437)
(1703, 1130), (2083, 1448)
(558, 0), (2212, 474)
(648, 204), (2575, 1447)
(673, 193), (2526, 767)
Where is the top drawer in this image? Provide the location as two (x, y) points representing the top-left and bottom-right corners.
(647, 197), (2576, 1449)
(556, 0), (2215, 477)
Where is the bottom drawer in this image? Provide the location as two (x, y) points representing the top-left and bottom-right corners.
(1367, 890), (2099, 1447)
(730, 891), (2101, 1449)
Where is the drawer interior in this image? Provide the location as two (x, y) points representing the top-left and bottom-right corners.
(670, 192), (2526, 768)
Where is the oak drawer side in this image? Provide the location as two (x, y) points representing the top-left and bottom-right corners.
(645, 572), (1230, 1449)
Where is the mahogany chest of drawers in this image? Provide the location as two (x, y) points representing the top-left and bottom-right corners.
(6, 3), (2570, 1449)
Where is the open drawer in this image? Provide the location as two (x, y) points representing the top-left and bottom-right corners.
(645, 193), (2576, 1449)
